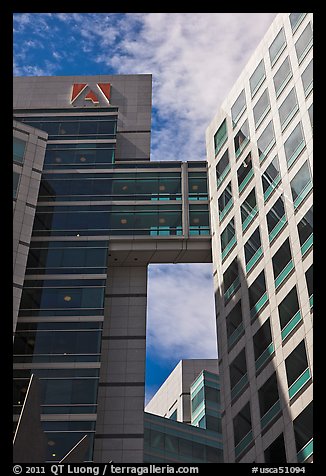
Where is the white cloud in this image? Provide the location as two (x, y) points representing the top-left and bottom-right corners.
(93, 13), (276, 161)
(146, 263), (217, 361)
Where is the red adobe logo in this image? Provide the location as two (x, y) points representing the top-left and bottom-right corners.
(70, 83), (111, 104)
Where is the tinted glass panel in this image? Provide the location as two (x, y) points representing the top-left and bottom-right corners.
(250, 60), (266, 96)
(273, 57), (292, 95)
(269, 28), (286, 64)
(13, 137), (26, 163)
(290, 162), (312, 201)
(231, 90), (246, 125)
(253, 89), (270, 128)
(295, 23), (313, 62)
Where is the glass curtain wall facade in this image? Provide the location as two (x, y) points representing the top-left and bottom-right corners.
(13, 75), (212, 463)
(206, 13), (313, 463)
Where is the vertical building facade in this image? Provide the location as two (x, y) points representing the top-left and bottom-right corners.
(13, 75), (212, 463)
(206, 13), (313, 463)
(144, 359), (223, 463)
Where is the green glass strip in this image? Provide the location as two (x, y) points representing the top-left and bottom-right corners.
(288, 368), (311, 399)
(275, 260), (294, 289)
(239, 168), (254, 194)
(217, 164), (231, 188)
(246, 247), (263, 273)
(309, 294), (313, 309)
(251, 75), (266, 99)
(215, 133), (228, 156)
(255, 342), (274, 371)
(294, 181), (313, 209)
(242, 207), (258, 232)
(219, 199), (233, 222)
(261, 399), (281, 429)
(287, 140), (306, 169)
(259, 138), (276, 164)
(235, 137), (249, 159)
(250, 292), (268, 320)
(235, 430), (253, 458)
(297, 438), (313, 463)
(281, 310), (302, 340)
(304, 81), (313, 98)
(264, 175), (281, 202)
(276, 74), (292, 98)
(222, 235), (237, 261)
(301, 233), (313, 256)
(281, 105), (299, 132)
(228, 322), (244, 348)
(224, 276), (240, 301)
(271, 43), (287, 68)
(255, 106), (271, 130)
(232, 106), (247, 128)
(231, 373), (248, 400)
(269, 215), (287, 242)
(298, 39), (313, 65)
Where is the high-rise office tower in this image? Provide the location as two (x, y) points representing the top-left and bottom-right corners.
(144, 359), (223, 463)
(206, 13), (313, 463)
(13, 74), (212, 463)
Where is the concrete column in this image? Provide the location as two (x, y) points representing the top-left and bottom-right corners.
(94, 266), (148, 463)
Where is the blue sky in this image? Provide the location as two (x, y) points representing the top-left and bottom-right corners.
(13, 12), (277, 403)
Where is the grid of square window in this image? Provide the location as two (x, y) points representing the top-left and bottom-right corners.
(208, 12), (313, 464)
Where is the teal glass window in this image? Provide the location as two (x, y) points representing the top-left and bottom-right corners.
(230, 348), (248, 400)
(13, 137), (27, 164)
(301, 59), (313, 97)
(272, 238), (293, 288)
(169, 409), (177, 421)
(266, 196), (287, 240)
(188, 172), (208, 200)
(240, 188), (257, 231)
(237, 152), (253, 194)
(231, 90), (246, 126)
(234, 120), (250, 158)
(273, 56), (293, 97)
(218, 182), (233, 221)
(285, 340), (310, 397)
(294, 402), (313, 462)
(249, 59), (266, 97)
(262, 156), (281, 201)
(226, 301), (244, 349)
(223, 258), (240, 303)
(253, 89), (270, 129)
(44, 143), (115, 169)
(253, 318), (273, 370)
(216, 149), (230, 188)
(279, 88), (299, 131)
(13, 171), (20, 199)
(258, 372), (280, 428)
(191, 387), (204, 412)
(278, 286), (301, 340)
(297, 206), (313, 254)
(308, 104), (313, 128)
(284, 122), (305, 168)
(249, 270), (267, 318)
(214, 119), (228, 155)
(244, 227), (262, 273)
(289, 13), (306, 32)
(233, 403), (252, 456)
(26, 241), (108, 275)
(295, 22), (313, 63)
(189, 203), (210, 235)
(221, 218), (236, 260)
(269, 28), (286, 66)
(290, 161), (312, 209)
(257, 121), (275, 162)
(264, 433), (287, 463)
(305, 265), (313, 303)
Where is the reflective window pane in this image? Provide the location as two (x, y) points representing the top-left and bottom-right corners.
(214, 119), (227, 155)
(269, 28), (286, 65)
(253, 89), (270, 128)
(231, 90), (246, 126)
(257, 121), (275, 160)
(13, 171), (20, 198)
(295, 23), (313, 63)
(250, 59), (266, 97)
(279, 88), (299, 129)
(301, 59), (313, 96)
(273, 57), (292, 96)
(290, 161), (312, 201)
(13, 137), (27, 163)
(289, 13), (306, 32)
